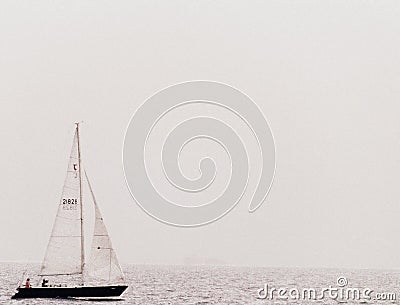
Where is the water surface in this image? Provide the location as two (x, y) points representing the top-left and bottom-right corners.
(1, 263), (399, 304)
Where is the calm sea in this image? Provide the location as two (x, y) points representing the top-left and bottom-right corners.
(0, 263), (399, 304)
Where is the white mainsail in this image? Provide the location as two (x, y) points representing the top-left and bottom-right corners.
(39, 128), (84, 277)
(85, 172), (125, 284)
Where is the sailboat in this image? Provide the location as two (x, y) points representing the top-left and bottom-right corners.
(12, 123), (128, 299)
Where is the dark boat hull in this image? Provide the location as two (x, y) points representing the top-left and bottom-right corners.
(11, 285), (128, 299)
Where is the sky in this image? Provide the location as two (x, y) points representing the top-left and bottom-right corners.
(1, 0), (400, 269)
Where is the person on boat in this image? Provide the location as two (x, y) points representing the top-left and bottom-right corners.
(25, 278), (31, 288)
(41, 279), (48, 287)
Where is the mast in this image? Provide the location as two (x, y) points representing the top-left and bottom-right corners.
(76, 122), (85, 284)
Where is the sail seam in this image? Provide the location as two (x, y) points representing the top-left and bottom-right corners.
(50, 235), (81, 238)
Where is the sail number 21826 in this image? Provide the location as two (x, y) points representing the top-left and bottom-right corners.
(62, 198), (78, 210)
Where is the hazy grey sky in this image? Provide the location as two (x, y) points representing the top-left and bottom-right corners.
(1, 1), (400, 269)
